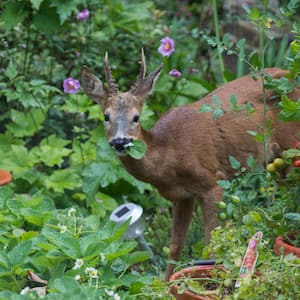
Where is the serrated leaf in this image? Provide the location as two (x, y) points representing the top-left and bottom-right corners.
(43, 231), (81, 259)
(44, 169), (81, 193)
(33, 1), (61, 36)
(126, 140), (147, 159)
(6, 109), (45, 137)
(0, 2), (28, 30)
(8, 240), (32, 266)
(51, 276), (81, 294)
(0, 252), (11, 273)
(5, 61), (18, 80)
(50, 0), (82, 23)
(31, 0), (44, 10)
(104, 241), (137, 261)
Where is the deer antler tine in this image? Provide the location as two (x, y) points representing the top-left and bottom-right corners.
(130, 48), (147, 94)
(104, 51), (118, 96)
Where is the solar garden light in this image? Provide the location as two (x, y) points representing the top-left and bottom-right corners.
(110, 202), (158, 265)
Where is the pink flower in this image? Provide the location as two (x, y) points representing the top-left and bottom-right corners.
(63, 78), (80, 94)
(158, 37), (175, 57)
(169, 69), (181, 78)
(76, 9), (90, 21)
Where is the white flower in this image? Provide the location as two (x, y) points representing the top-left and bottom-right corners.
(20, 286), (30, 295)
(84, 267), (98, 278)
(105, 289), (114, 296)
(68, 207), (76, 217)
(58, 224), (67, 233)
(100, 252), (106, 263)
(74, 275), (81, 281)
(73, 258), (84, 270)
(114, 293), (121, 300)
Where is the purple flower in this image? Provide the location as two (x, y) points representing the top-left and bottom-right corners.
(76, 9), (90, 21)
(158, 37), (175, 57)
(63, 78), (80, 94)
(169, 69), (181, 78)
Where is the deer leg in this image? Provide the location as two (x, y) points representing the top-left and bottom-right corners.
(199, 185), (222, 244)
(165, 197), (195, 280)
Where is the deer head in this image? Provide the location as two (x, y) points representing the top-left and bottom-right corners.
(81, 50), (162, 155)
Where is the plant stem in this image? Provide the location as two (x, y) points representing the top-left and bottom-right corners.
(212, 0), (226, 83)
(260, 0), (270, 166)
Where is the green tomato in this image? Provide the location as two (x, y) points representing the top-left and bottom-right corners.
(231, 195), (241, 204)
(266, 163), (276, 173)
(223, 278), (233, 288)
(217, 201), (227, 209)
(273, 158), (285, 169)
(218, 212), (227, 221)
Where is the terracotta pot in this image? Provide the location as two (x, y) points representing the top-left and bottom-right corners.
(0, 169), (12, 186)
(274, 233), (300, 258)
(169, 265), (221, 300)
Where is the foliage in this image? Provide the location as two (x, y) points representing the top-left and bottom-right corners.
(0, 186), (153, 299)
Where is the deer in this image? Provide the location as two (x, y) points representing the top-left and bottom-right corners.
(81, 50), (300, 280)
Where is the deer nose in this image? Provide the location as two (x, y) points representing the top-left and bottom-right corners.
(110, 137), (133, 151)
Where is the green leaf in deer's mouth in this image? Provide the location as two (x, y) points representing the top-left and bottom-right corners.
(126, 140), (147, 159)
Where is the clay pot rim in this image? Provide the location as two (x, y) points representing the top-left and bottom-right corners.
(0, 169), (12, 186)
(169, 264), (223, 300)
(274, 233), (300, 258)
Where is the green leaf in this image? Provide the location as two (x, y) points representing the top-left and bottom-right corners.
(212, 94), (222, 106)
(0, 2), (28, 30)
(8, 240), (32, 266)
(122, 251), (151, 265)
(44, 169), (81, 193)
(199, 103), (212, 112)
(33, 1), (61, 36)
(6, 61), (18, 80)
(50, 0), (82, 24)
(284, 213), (300, 222)
(212, 108), (224, 119)
(0, 186), (14, 210)
(20, 208), (51, 227)
(98, 221), (130, 243)
(126, 140), (147, 159)
(6, 109), (45, 138)
(229, 156), (241, 170)
(0, 252), (11, 273)
(51, 276), (81, 294)
(32, 135), (72, 167)
(104, 241), (137, 261)
(43, 231), (81, 259)
(31, 0), (44, 10)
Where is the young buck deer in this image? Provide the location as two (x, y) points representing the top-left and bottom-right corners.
(81, 50), (300, 280)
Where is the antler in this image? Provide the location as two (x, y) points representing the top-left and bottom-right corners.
(130, 48), (146, 94)
(104, 52), (118, 96)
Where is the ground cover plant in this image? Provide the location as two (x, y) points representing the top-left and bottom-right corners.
(0, 0), (300, 299)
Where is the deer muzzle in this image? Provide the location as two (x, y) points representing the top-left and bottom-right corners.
(109, 137), (133, 152)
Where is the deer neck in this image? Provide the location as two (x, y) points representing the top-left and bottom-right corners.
(119, 127), (159, 184)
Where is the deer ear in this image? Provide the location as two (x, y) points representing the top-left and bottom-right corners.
(81, 66), (107, 107)
(132, 64), (163, 102)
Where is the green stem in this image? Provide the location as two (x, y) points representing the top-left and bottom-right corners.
(22, 24), (31, 78)
(260, 0), (269, 166)
(212, 0), (226, 83)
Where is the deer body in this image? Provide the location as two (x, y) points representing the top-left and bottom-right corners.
(81, 52), (300, 280)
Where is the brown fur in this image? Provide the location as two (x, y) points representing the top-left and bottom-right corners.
(81, 57), (300, 280)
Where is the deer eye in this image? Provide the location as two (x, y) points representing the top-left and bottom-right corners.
(104, 113), (110, 122)
(132, 115), (139, 123)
